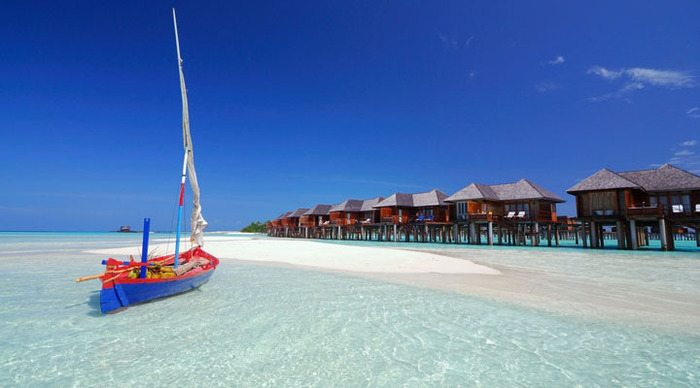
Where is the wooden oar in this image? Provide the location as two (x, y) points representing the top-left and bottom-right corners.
(74, 273), (104, 283)
(102, 272), (126, 284)
(74, 267), (133, 283)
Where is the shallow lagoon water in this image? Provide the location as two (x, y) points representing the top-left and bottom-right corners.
(0, 233), (698, 386)
(320, 238), (700, 295)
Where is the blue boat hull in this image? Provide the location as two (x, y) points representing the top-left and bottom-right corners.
(100, 270), (214, 314)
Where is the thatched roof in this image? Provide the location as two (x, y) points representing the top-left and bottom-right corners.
(287, 208), (310, 218)
(566, 168), (639, 193)
(374, 190), (448, 208)
(329, 199), (363, 213)
(377, 193), (413, 207)
(303, 204), (332, 216)
(360, 197), (384, 211)
(567, 164), (700, 193)
(273, 211), (292, 221)
(444, 183), (499, 202)
(446, 179), (564, 203)
(619, 164), (700, 192)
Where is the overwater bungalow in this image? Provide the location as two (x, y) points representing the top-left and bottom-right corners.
(567, 164), (700, 250)
(300, 204), (332, 238)
(269, 211), (291, 237)
(373, 189), (449, 224)
(282, 208), (309, 238)
(324, 197), (385, 240)
(372, 189), (450, 242)
(359, 197), (384, 224)
(445, 179), (564, 246)
(328, 199), (364, 226)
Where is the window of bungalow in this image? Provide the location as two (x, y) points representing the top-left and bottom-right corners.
(670, 195), (682, 213)
(682, 195), (691, 213)
(424, 208), (434, 217)
(659, 195), (669, 210)
(455, 202), (464, 221)
(457, 202), (467, 219)
(649, 196), (657, 208)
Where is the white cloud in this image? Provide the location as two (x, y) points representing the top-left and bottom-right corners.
(626, 68), (694, 87)
(588, 66), (623, 80)
(587, 66), (695, 101)
(675, 149), (695, 156)
(658, 146), (700, 171)
(535, 81), (559, 93)
(548, 56), (565, 65)
(688, 107), (700, 118)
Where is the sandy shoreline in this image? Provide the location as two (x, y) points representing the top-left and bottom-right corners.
(86, 237), (700, 335)
(86, 236), (500, 275)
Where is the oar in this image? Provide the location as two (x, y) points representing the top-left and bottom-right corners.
(102, 272), (126, 284)
(74, 274), (104, 283)
(74, 267), (133, 283)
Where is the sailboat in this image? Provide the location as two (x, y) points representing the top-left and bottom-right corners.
(79, 9), (219, 314)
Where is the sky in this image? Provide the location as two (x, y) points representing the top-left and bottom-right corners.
(2, 1), (699, 231)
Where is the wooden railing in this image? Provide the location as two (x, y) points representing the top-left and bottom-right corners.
(626, 205), (663, 217)
(466, 213), (497, 222)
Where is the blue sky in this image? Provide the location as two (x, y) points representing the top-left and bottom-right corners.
(2, 1), (699, 231)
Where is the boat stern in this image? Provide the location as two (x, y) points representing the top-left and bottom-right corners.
(100, 284), (130, 314)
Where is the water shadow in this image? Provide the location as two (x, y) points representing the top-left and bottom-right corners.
(86, 291), (102, 317)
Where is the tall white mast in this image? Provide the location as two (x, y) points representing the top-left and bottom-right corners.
(172, 9), (208, 266)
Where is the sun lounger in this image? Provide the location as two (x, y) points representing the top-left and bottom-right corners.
(516, 211), (525, 219)
(505, 211), (515, 219)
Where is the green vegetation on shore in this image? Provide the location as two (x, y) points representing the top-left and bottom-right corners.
(241, 221), (268, 233)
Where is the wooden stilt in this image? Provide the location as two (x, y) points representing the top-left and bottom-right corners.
(659, 219), (668, 250)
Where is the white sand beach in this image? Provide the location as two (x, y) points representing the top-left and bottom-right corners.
(87, 236), (501, 275)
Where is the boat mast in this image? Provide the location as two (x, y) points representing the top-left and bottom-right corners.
(172, 8), (189, 268)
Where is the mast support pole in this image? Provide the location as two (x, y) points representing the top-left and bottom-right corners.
(173, 151), (188, 268)
(140, 217), (151, 278)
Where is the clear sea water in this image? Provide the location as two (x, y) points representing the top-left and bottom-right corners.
(0, 232), (698, 387)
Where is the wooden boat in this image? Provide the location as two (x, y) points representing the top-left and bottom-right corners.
(99, 248), (219, 313)
(78, 9), (219, 313)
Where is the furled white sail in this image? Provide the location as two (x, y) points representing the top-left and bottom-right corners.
(173, 9), (208, 247)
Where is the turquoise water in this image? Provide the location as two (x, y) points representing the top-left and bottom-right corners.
(318, 238), (700, 295)
(0, 233), (699, 386)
